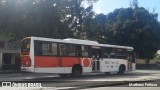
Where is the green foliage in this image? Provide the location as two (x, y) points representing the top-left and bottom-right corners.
(83, 5), (160, 59)
(96, 7), (160, 59)
(0, 0), (97, 39)
(132, 0), (139, 8)
(153, 54), (160, 64)
(0, 31), (15, 40)
(1, 0), (160, 60)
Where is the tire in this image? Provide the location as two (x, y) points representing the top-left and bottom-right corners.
(117, 66), (125, 75)
(72, 66), (82, 77)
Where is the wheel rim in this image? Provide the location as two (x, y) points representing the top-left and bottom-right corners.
(73, 67), (81, 77)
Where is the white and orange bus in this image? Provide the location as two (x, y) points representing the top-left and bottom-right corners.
(21, 37), (136, 77)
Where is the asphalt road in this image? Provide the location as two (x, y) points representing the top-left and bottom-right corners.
(0, 70), (160, 90)
(81, 87), (160, 90)
(83, 80), (160, 90)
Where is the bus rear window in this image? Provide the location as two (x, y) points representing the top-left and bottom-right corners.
(21, 38), (31, 55)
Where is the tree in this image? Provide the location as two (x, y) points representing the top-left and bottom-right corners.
(102, 7), (160, 60)
(82, 13), (107, 42)
(0, 0), (98, 40)
(132, 0), (139, 8)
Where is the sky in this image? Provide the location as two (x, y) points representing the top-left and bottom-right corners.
(93, 0), (160, 21)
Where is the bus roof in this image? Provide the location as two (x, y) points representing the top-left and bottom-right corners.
(99, 44), (134, 50)
(28, 36), (99, 45)
(23, 36), (133, 49)
(64, 38), (98, 45)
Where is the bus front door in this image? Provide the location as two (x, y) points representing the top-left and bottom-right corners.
(127, 53), (133, 70)
(92, 48), (101, 72)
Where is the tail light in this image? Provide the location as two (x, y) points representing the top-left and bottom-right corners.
(21, 56), (31, 67)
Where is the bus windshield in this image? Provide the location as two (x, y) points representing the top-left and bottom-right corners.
(21, 38), (31, 55)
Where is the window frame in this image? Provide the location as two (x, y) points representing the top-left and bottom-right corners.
(114, 48), (127, 59)
(102, 47), (115, 58)
(34, 40), (91, 58)
(81, 45), (90, 57)
(59, 43), (91, 57)
(34, 40), (58, 56)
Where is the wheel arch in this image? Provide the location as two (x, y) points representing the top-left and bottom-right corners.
(72, 64), (83, 73)
(119, 64), (126, 71)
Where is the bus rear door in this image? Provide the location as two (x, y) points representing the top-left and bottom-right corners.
(92, 46), (101, 72)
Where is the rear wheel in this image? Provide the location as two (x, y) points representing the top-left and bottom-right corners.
(72, 66), (82, 77)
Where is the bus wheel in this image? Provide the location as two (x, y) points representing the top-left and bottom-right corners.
(72, 65), (82, 77)
(117, 65), (125, 75)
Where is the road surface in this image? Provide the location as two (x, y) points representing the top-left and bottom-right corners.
(0, 70), (160, 90)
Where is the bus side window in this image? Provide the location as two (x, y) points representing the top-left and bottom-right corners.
(59, 44), (67, 56)
(51, 43), (57, 55)
(103, 47), (112, 58)
(76, 45), (81, 57)
(82, 46), (89, 57)
(115, 48), (126, 59)
(59, 44), (75, 56)
(67, 44), (76, 56)
(108, 48), (115, 58)
(34, 40), (42, 56)
(39, 42), (58, 56)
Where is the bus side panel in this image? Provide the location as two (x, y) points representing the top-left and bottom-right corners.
(81, 58), (92, 73)
(33, 57), (92, 73)
(60, 57), (92, 73)
(34, 56), (59, 67)
(61, 57), (92, 73)
(100, 58), (111, 72)
(61, 57), (80, 67)
(100, 58), (127, 72)
(81, 58), (92, 67)
(34, 67), (65, 73)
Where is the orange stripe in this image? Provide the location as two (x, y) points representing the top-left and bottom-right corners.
(61, 57), (80, 67)
(34, 56), (58, 67)
(34, 56), (81, 67)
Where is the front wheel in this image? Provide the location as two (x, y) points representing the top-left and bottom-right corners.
(117, 66), (125, 75)
(72, 66), (82, 77)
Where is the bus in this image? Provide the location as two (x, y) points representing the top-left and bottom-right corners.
(21, 36), (136, 77)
